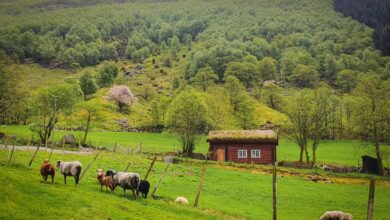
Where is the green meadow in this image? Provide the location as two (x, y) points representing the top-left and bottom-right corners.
(1, 125), (390, 167)
(1, 150), (390, 220)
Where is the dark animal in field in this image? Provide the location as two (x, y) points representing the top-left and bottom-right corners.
(40, 159), (55, 184)
(320, 211), (353, 220)
(97, 169), (114, 191)
(361, 155), (380, 175)
(106, 169), (140, 198)
(137, 180), (150, 198)
(57, 160), (82, 186)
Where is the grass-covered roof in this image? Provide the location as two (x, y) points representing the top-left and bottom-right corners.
(207, 130), (278, 143)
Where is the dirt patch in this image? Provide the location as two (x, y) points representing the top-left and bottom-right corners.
(117, 203), (129, 211)
(171, 171), (194, 176)
(305, 175), (332, 183)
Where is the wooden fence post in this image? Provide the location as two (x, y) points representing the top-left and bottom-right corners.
(8, 139), (16, 163)
(48, 141), (56, 161)
(4, 136), (8, 161)
(144, 156), (157, 180)
(124, 162), (132, 172)
(151, 159), (172, 198)
(273, 162), (277, 220)
(139, 141), (142, 154)
(45, 137), (48, 152)
(28, 146), (41, 167)
(113, 141), (117, 155)
(367, 179), (375, 220)
(27, 136), (31, 149)
(80, 151), (101, 181)
(194, 166), (207, 208)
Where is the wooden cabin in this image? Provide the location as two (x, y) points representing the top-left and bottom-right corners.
(207, 130), (278, 164)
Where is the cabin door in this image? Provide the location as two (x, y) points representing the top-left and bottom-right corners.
(217, 149), (225, 161)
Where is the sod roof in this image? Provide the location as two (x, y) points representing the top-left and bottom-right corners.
(207, 130), (278, 143)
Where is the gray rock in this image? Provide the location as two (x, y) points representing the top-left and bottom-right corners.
(123, 71), (133, 77)
(117, 118), (129, 128)
(62, 134), (76, 144)
(134, 64), (142, 70)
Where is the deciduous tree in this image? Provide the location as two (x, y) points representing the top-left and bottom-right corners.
(349, 73), (390, 175)
(79, 72), (97, 100)
(29, 84), (81, 144)
(106, 85), (136, 112)
(165, 89), (212, 154)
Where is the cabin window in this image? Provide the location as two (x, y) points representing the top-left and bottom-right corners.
(251, 149), (261, 158)
(238, 149), (247, 158)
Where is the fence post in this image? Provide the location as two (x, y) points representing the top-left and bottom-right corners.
(151, 159), (172, 198)
(194, 166), (207, 208)
(367, 179), (375, 220)
(124, 162), (131, 172)
(48, 141), (56, 161)
(45, 137), (48, 152)
(80, 151), (100, 181)
(27, 136), (31, 150)
(28, 145), (41, 167)
(144, 156), (157, 180)
(273, 162), (277, 220)
(113, 141), (117, 155)
(358, 160), (360, 178)
(8, 139), (16, 163)
(4, 136), (8, 161)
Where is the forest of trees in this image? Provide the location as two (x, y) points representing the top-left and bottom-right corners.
(334, 0), (390, 56)
(0, 0), (389, 165)
(1, 0), (389, 86)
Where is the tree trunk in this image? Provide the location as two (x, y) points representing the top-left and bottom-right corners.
(83, 110), (91, 145)
(312, 139), (320, 164)
(304, 144), (310, 163)
(375, 142), (384, 176)
(312, 146), (316, 164)
(299, 147), (303, 163)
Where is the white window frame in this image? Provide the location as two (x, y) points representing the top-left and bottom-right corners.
(251, 149), (261, 158)
(238, 149), (247, 158)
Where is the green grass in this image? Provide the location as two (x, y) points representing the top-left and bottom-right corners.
(2, 125), (390, 166)
(0, 150), (390, 219)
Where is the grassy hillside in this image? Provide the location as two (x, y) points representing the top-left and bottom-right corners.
(1, 125), (389, 166)
(1, 150), (390, 219)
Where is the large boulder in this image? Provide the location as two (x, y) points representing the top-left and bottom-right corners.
(62, 134), (76, 145)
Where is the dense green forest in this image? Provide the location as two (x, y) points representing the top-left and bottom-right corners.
(334, 0), (390, 56)
(0, 0), (389, 169)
